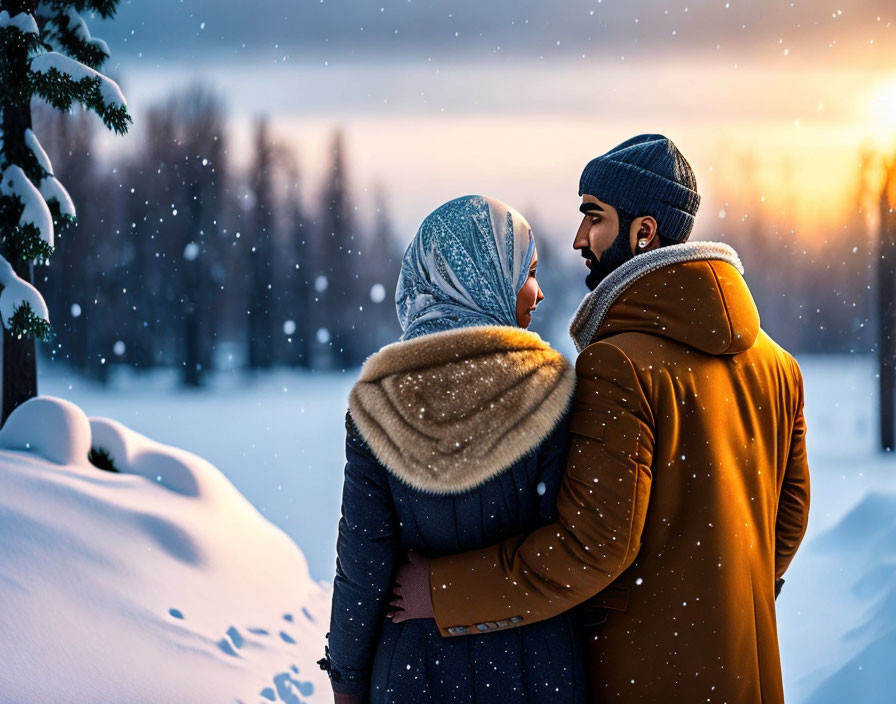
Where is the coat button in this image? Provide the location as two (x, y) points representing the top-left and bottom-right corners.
(509, 615), (523, 623)
(448, 626), (468, 635)
(496, 620), (510, 628)
(475, 623), (490, 631)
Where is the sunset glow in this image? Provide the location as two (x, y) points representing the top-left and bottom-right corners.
(868, 77), (896, 144)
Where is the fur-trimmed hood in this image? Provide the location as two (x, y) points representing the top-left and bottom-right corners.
(348, 326), (575, 494)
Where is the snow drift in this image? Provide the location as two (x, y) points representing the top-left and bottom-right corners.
(802, 490), (896, 703)
(0, 396), (331, 703)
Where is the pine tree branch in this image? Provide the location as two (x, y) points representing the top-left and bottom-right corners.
(5, 300), (51, 340)
(29, 59), (130, 134)
(0, 211), (54, 263)
(0, 251), (50, 340)
(40, 5), (110, 69)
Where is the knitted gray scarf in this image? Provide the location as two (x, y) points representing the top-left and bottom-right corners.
(569, 241), (744, 353)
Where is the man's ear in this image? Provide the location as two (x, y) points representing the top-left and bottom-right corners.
(630, 215), (659, 252)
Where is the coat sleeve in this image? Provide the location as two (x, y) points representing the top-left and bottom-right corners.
(774, 358), (810, 581)
(324, 415), (400, 694)
(429, 342), (655, 637)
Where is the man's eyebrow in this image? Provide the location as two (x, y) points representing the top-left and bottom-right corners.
(579, 203), (604, 214)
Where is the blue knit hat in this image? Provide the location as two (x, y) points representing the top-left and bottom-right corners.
(578, 134), (700, 242)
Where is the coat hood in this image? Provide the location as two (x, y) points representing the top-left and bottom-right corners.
(348, 326), (575, 494)
(570, 241), (760, 356)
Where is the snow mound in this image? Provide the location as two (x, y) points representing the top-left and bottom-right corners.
(0, 395), (91, 465)
(804, 491), (896, 703)
(0, 396), (331, 703)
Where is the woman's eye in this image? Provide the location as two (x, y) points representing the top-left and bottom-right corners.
(529, 268), (537, 278)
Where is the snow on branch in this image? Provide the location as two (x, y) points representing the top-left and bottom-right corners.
(37, 3), (112, 70)
(40, 175), (75, 218)
(30, 52), (130, 135)
(1, 166), (55, 249)
(64, 7), (110, 58)
(0, 11), (39, 36)
(31, 52), (126, 108)
(0, 253), (50, 338)
(25, 129), (53, 176)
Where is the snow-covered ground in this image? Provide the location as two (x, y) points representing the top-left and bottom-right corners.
(4, 354), (891, 702)
(40, 365), (355, 583)
(0, 395), (331, 703)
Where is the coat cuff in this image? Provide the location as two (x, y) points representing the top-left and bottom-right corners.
(318, 645), (369, 696)
(331, 677), (369, 697)
(430, 545), (529, 638)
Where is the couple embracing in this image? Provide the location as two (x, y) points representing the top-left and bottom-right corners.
(318, 135), (811, 704)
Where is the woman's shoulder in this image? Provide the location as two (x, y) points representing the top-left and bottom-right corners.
(344, 411), (376, 458)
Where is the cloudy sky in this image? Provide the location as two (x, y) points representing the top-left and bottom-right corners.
(88, 0), (896, 241)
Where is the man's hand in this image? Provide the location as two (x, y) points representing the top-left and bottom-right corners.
(387, 549), (434, 622)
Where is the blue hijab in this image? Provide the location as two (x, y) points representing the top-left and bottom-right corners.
(396, 195), (536, 341)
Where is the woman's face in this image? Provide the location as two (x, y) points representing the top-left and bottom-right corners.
(515, 246), (544, 328)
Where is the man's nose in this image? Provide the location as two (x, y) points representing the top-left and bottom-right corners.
(573, 219), (588, 250)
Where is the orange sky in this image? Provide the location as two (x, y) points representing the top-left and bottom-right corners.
(97, 37), (896, 245)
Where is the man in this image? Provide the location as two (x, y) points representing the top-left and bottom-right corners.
(389, 134), (810, 703)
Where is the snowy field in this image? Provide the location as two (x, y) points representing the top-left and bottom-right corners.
(15, 353), (896, 702)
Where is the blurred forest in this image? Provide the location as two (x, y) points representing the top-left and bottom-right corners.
(33, 84), (405, 384)
(30, 83), (896, 386)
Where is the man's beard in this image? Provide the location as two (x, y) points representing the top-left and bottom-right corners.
(583, 214), (635, 291)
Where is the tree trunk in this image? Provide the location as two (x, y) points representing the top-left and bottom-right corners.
(2, 259), (38, 425)
(0, 54), (38, 425)
(879, 169), (896, 452)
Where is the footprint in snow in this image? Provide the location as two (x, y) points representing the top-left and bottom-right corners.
(168, 608), (184, 620)
(258, 669), (314, 704)
(216, 625), (244, 657)
(279, 631), (296, 644)
(217, 638), (238, 657)
(226, 626), (244, 649)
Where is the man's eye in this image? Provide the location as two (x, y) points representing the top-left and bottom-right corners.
(591, 215), (601, 223)
(529, 268), (537, 277)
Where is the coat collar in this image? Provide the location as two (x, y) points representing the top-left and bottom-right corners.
(569, 242), (759, 355)
(348, 326), (575, 494)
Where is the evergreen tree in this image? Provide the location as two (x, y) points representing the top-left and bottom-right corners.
(878, 152), (896, 451)
(315, 129), (358, 368)
(168, 86), (226, 386)
(0, 0), (129, 423)
(246, 117), (276, 370)
(30, 102), (96, 372)
(274, 145), (311, 368)
(364, 182), (401, 351)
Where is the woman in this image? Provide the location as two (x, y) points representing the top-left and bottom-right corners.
(319, 195), (585, 703)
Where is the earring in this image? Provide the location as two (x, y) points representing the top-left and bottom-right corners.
(637, 238), (648, 249)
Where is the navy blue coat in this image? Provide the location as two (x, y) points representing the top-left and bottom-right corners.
(322, 326), (585, 703)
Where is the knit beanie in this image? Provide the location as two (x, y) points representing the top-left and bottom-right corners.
(578, 134), (701, 242)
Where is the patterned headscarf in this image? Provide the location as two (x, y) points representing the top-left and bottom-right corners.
(396, 195), (536, 341)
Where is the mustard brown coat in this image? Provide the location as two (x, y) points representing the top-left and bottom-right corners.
(429, 243), (811, 704)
